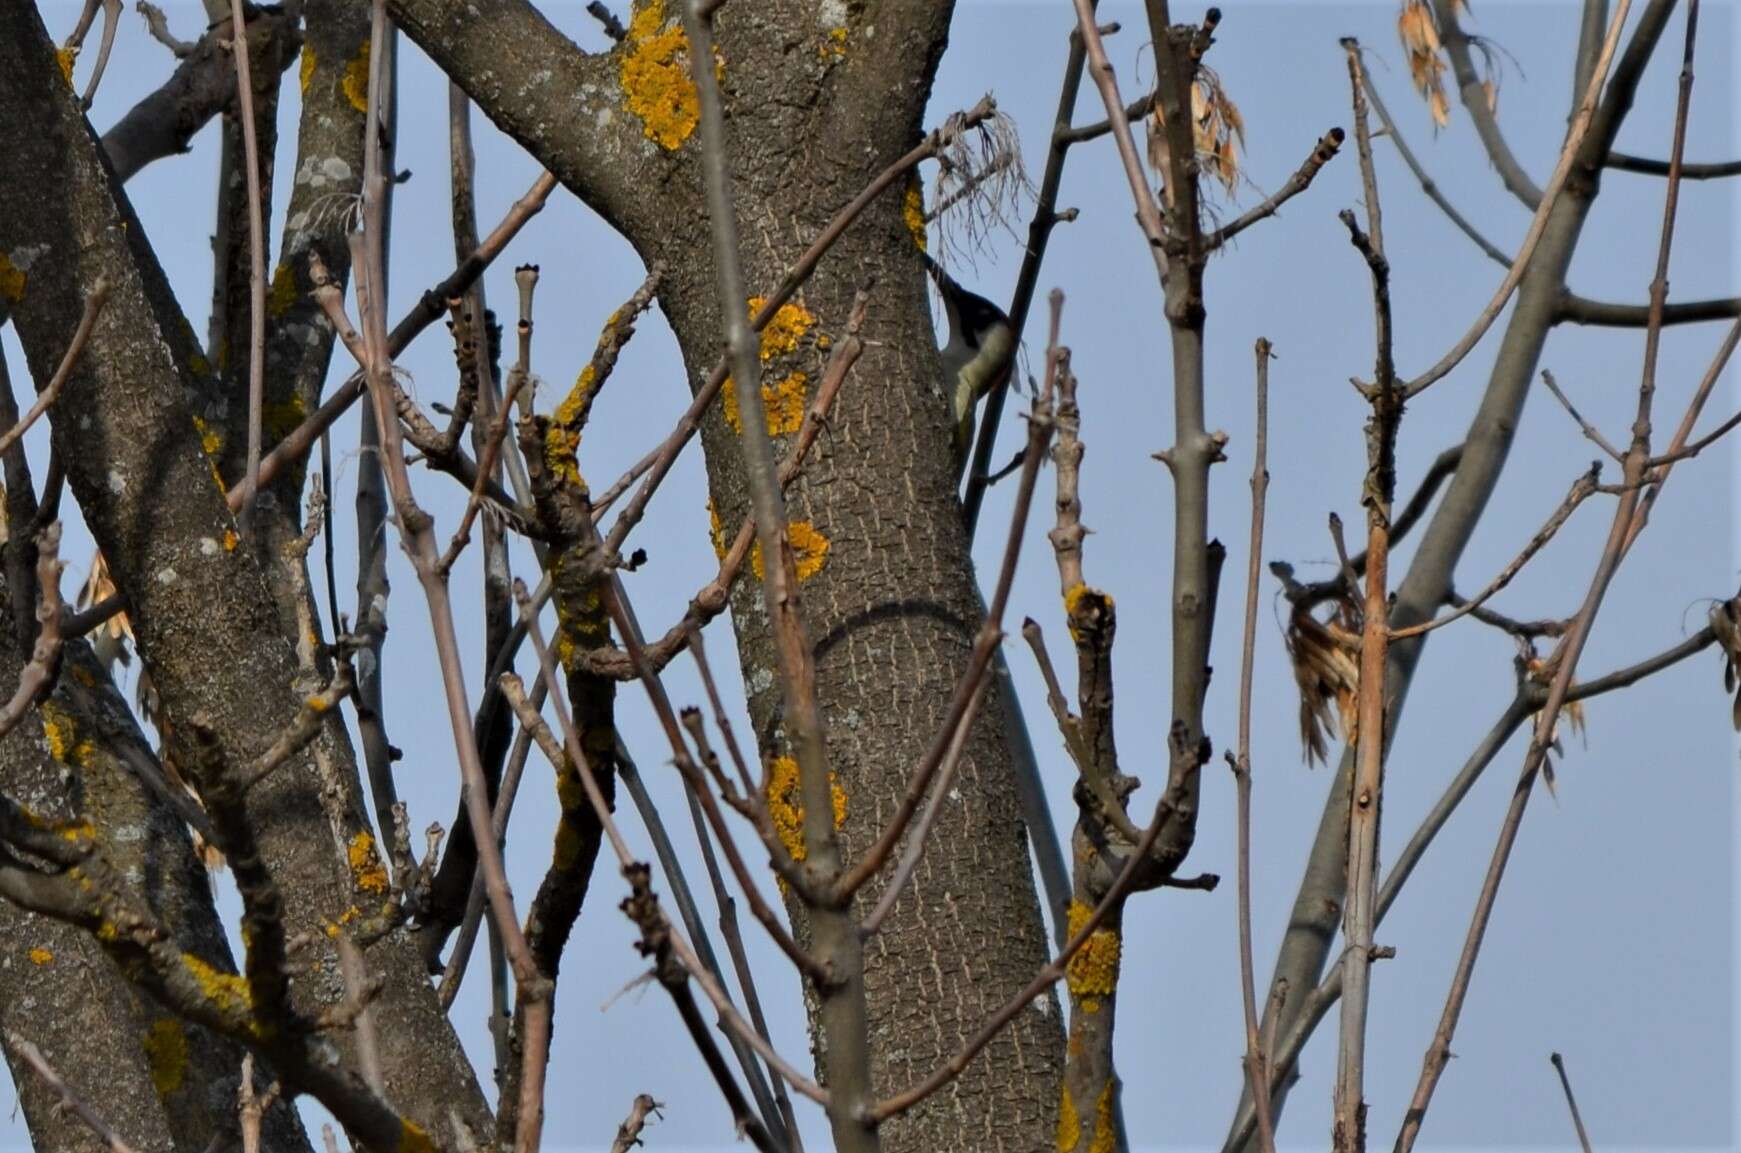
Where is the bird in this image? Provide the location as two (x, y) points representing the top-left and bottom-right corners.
(921, 251), (1015, 479)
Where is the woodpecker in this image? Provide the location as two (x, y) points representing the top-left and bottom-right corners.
(921, 251), (1015, 477)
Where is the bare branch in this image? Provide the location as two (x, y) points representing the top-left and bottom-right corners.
(6, 1033), (140, 1153)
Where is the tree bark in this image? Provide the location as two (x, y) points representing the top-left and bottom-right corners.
(0, 5), (490, 1137)
(390, 2), (1065, 1146)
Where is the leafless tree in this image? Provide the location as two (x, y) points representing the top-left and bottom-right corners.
(0, 0), (1732, 1151)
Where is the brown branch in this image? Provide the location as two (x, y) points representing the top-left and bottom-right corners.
(1402, 0), (1635, 398)
(1388, 464), (1601, 642)
(609, 1094), (663, 1153)
(6, 1033), (140, 1153)
(226, 0), (268, 531)
(1228, 338), (1275, 1153)
(499, 667), (826, 1112)
(1348, 41), (1510, 268)
(680, 8), (873, 1146)
(0, 523), (65, 744)
(1207, 128), (1345, 251)
(1550, 1053), (1597, 1153)
(1334, 39), (1400, 1147)
(1395, 5), (1698, 1145)
(238, 169), (559, 509)
(1541, 371), (1625, 461)
(0, 278), (109, 459)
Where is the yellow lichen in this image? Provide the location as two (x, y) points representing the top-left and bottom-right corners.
(347, 830), (389, 894)
(820, 25), (848, 59)
(142, 1017), (188, 1096)
(1063, 582), (1114, 642)
(1057, 1086), (1080, 1153)
(619, 0), (707, 150)
(298, 45), (316, 95)
(40, 703), (93, 766)
(543, 364), (597, 487)
(722, 371), (807, 437)
(268, 262), (298, 317)
(398, 1120), (439, 1153)
(750, 521), (830, 583)
(1090, 1082), (1117, 1153)
(706, 499), (727, 560)
(764, 755), (845, 864)
(27, 947), (52, 966)
(749, 297), (815, 361)
(0, 253), (24, 303)
(1064, 900), (1121, 998)
(55, 45), (78, 87)
(223, 529), (239, 552)
(904, 176), (928, 253)
(341, 40), (371, 113)
(180, 952), (253, 1017)
(192, 414), (223, 457)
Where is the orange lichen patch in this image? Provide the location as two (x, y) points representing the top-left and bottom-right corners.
(707, 499), (727, 561)
(322, 904), (363, 938)
(40, 703), (93, 767)
(192, 414), (223, 457)
(543, 364), (597, 487)
(904, 176), (928, 253)
(1062, 583), (1113, 642)
(180, 952), (253, 1017)
(0, 253), (24, 303)
(1064, 900), (1121, 998)
(27, 947), (52, 966)
(749, 297), (815, 361)
(764, 755), (845, 864)
(749, 520), (829, 583)
(722, 372), (807, 437)
(298, 45), (316, 95)
(398, 1120), (439, 1153)
(56, 45), (78, 86)
(1090, 1082), (1117, 1153)
(820, 25), (848, 59)
(268, 262), (298, 317)
(619, 0), (707, 150)
(341, 39), (371, 113)
(1057, 1086), (1080, 1152)
(223, 529), (239, 553)
(347, 830), (389, 894)
(142, 1017), (187, 1096)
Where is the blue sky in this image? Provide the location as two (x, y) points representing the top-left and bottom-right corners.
(7, 1), (1737, 1149)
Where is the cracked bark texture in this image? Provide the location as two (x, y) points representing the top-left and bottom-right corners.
(0, 4), (489, 1139)
(389, 1), (1064, 1147)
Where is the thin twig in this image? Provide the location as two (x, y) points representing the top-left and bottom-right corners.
(0, 280), (110, 459)
(1228, 337), (1275, 1153)
(227, 0), (268, 530)
(1402, 0), (1635, 398)
(1550, 1053), (1597, 1153)
(1541, 371), (1625, 461)
(237, 170), (559, 509)
(1395, 7), (1698, 1145)
(7, 1033), (139, 1153)
(1388, 464), (1601, 642)
(0, 524), (65, 744)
